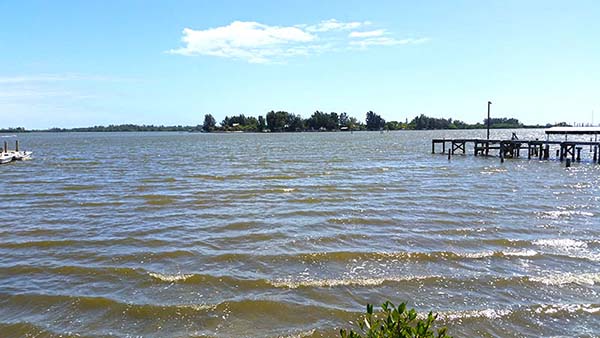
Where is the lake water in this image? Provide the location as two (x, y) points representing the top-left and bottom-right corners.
(1, 130), (599, 337)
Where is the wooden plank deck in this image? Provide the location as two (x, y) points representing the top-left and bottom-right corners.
(432, 138), (600, 165)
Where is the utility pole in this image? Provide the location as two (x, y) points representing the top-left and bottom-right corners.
(487, 101), (492, 139)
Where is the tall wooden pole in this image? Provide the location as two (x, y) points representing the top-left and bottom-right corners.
(487, 101), (492, 140)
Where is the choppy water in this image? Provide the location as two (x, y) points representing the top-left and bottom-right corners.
(1, 130), (599, 337)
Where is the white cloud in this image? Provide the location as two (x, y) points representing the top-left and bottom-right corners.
(349, 29), (386, 38)
(169, 21), (315, 63)
(170, 20), (428, 63)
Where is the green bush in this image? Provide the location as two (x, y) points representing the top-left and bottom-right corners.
(340, 301), (452, 338)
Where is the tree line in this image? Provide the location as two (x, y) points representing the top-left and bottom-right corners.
(201, 111), (541, 132)
(203, 110), (385, 132)
(1, 112), (556, 133)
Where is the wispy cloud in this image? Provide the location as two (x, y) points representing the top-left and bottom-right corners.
(169, 19), (428, 63)
(0, 73), (133, 84)
(350, 37), (430, 48)
(349, 29), (386, 38)
(305, 19), (369, 33)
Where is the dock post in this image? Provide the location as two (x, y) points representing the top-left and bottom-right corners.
(528, 144), (532, 160)
(462, 141), (466, 154)
(442, 141), (446, 154)
(15, 140), (19, 152)
(3, 141), (6, 153)
(576, 147), (582, 162)
(571, 146), (576, 162)
(544, 145), (550, 160)
(559, 146), (564, 161)
(432, 141), (435, 154)
(566, 158), (571, 168)
(447, 149), (451, 160)
(594, 146), (597, 162)
(500, 142), (505, 163)
(556, 149), (559, 158)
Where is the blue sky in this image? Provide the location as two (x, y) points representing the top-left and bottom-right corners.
(1, 0), (599, 128)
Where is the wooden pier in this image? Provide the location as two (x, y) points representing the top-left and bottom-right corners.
(432, 138), (600, 165)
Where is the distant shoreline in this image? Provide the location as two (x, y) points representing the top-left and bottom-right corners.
(0, 126), (548, 134)
(2, 112), (563, 133)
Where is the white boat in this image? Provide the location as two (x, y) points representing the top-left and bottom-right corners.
(13, 151), (32, 161)
(0, 151), (32, 164)
(0, 152), (14, 164)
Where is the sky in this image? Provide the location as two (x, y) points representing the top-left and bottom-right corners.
(1, 0), (599, 129)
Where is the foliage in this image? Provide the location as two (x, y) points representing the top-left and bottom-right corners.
(265, 110), (305, 132)
(203, 114), (217, 132)
(46, 124), (193, 132)
(307, 111), (339, 131)
(340, 301), (452, 338)
(0, 127), (27, 133)
(11, 111), (549, 133)
(366, 111), (386, 131)
(483, 117), (523, 129)
(221, 114), (258, 131)
(407, 114), (469, 130)
(258, 115), (267, 131)
(385, 121), (406, 130)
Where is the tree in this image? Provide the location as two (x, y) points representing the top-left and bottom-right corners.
(266, 111), (291, 132)
(203, 114), (216, 132)
(258, 116), (266, 131)
(366, 111), (385, 131)
(287, 113), (305, 131)
(339, 112), (349, 129)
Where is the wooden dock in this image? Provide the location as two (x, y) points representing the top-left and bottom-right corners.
(432, 138), (600, 165)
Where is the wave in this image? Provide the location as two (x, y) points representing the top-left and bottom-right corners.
(0, 321), (92, 338)
(148, 272), (195, 282)
(5, 263), (598, 293)
(537, 210), (595, 219)
(439, 303), (600, 322)
(533, 238), (588, 248)
(0, 237), (172, 249)
(2, 292), (598, 330)
(0, 293), (351, 323)
(269, 275), (438, 289)
(208, 249), (546, 266)
(529, 272), (600, 286)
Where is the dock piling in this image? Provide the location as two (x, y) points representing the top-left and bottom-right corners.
(432, 137), (600, 165)
(566, 158), (571, 168)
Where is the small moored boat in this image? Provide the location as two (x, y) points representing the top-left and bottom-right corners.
(0, 152), (13, 164)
